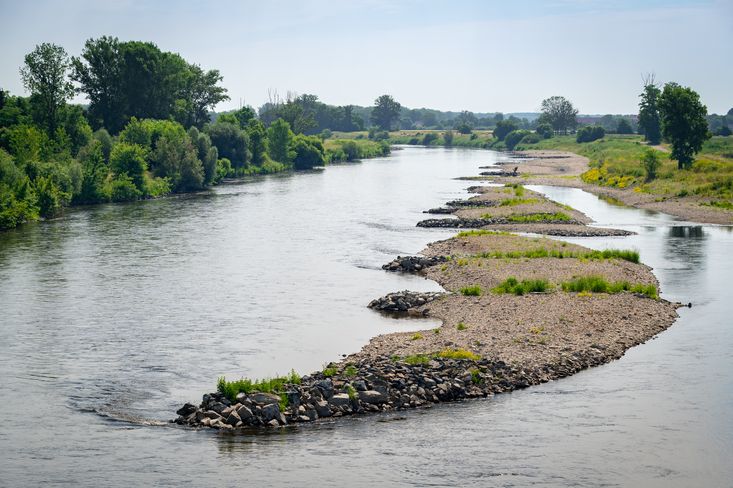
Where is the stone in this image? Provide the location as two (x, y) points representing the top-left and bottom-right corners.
(358, 390), (387, 405)
(329, 393), (351, 407)
(260, 403), (280, 422)
(314, 379), (334, 399)
(176, 403), (197, 417)
(249, 392), (281, 406)
(313, 400), (331, 418)
(225, 411), (241, 426)
(267, 419), (279, 427)
(236, 405), (253, 421)
(203, 410), (221, 420)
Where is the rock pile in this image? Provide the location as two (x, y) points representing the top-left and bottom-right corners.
(382, 255), (448, 273)
(417, 217), (583, 228)
(367, 290), (446, 312)
(175, 350), (618, 431)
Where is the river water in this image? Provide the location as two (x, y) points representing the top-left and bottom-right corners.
(0, 147), (731, 487)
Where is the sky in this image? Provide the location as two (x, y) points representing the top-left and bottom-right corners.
(0, 0), (731, 115)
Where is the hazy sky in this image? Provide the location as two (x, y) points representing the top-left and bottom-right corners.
(1, 0), (731, 114)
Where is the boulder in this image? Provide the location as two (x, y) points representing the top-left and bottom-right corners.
(358, 390), (387, 405)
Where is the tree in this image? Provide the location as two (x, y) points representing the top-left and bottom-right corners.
(370, 95), (401, 131)
(616, 118), (634, 134)
(716, 125), (731, 136)
(641, 149), (661, 181)
(638, 76), (662, 144)
(109, 143), (147, 192)
(20, 43), (74, 135)
(267, 118), (294, 164)
(176, 64), (229, 128)
(658, 82), (711, 169)
(71, 36), (126, 132)
(493, 120), (518, 141)
(504, 130), (532, 150)
(291, 134), (325, 169)
(246, 119), (267, 166)
(205, 119), (249, 168)
(539, 96), (578, 134)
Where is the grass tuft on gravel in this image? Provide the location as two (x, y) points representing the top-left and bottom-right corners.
(492, 277), (552, 295)
(561, 275), (658, 299)
(217, 370), (301, 402)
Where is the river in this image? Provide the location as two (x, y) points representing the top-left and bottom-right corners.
(0, 147), (731, 487)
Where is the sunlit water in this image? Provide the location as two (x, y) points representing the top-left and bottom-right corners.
(0, 148), (731, 487)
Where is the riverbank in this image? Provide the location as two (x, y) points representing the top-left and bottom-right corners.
(175, 159), (681, 431)
(504, 135), (733, 225)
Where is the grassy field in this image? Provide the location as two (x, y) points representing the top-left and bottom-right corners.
(328, 129), (496, 148)
(515, 134), (733, 203)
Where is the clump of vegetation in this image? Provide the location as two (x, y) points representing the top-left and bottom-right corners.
(492, 277), (551, 295)
(344, 365), (358, 377)
(470, 369), (483, 384)
(576, 125), (605, 143)
(460, 285), (482, 296)
(475, 248), (639, 263)
(402, 354), (431, 365)
(456, 322), (467, 331)
(216, 369), (301, 402)
(322, 366), (337, 377)
(507, 212), (572, 222)
(456, 229), (508, 238)
(411, 332), (423, 340)
(346, 384), (357, 401)
(437, 348), (481, 360)
(561, 275), (658, 299)
(642, 148), (662, 181)
(500, 197), (539, 206)
(505, 183), (525, 197)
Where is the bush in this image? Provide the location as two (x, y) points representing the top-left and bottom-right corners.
(536, 123), (553, 139)
(504, 130), (532, 150)
(422, 132), (438, 145)
(493, 120), (519, 141)
(443, 130), (454, 146)
(492, 277), (551, 295)
(460, 285), (482, 296)
(576, 125), (605, 143)
(520, 133), (541, 145)
(105, 174), (142, 202)
(291, 134), (325, 169)
(642, 149), (662, 181)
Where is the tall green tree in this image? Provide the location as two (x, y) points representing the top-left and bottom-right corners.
(658, 82), (711, 169)
(267, 118), (294, 164)
(539, 96), (578, 134)
(70, 36), (126, 133)
(370, 95), (401, 131)
(20, 43), (74, 135)
(246, 119), (267, 166)
(638, 77), (662, 145)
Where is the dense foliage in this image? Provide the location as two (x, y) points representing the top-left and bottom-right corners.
(576, 125), (605, 143)
(539, 96), (578, 135)
(658, 83), (711, 169)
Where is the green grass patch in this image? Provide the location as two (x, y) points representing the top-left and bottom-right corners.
(475, 248), (639, 263)
(344, 365), (358, 377)
(411, 332), (423, 340)
(437, 348), (481, 360)
(323, 366), (337, 377)
(456, 322), (467, 331)
(506, 212), (572, 222)
(217, 369), (301, 402)
(561, 275), (658, 299)
(492, 277), (552, 295)
(460, 285), (483, 296)
(500, 197), (539, 206)
(456, 229), (510, 238)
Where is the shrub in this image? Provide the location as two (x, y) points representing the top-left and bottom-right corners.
(642, 149), (662, 181)
(576, 125), (605, 143)
(520, 133), (541, 145)
(443, 130), (454, 146)
(493, 120), (519, 141)
(422, 132), (438, 145)
(536, 123), (553, 139)
(504, 130), (532, 150)
(460, 285), (482, 296)
(492, 277), (551, 295)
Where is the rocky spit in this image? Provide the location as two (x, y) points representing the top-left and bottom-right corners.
(367, 290), (446, 312)
(381, 255), (447, 273)
(417, 216), (584, 228)
(174, 351), (621, 431)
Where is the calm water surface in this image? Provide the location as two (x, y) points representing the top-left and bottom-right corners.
(0, 147), (731, 487)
